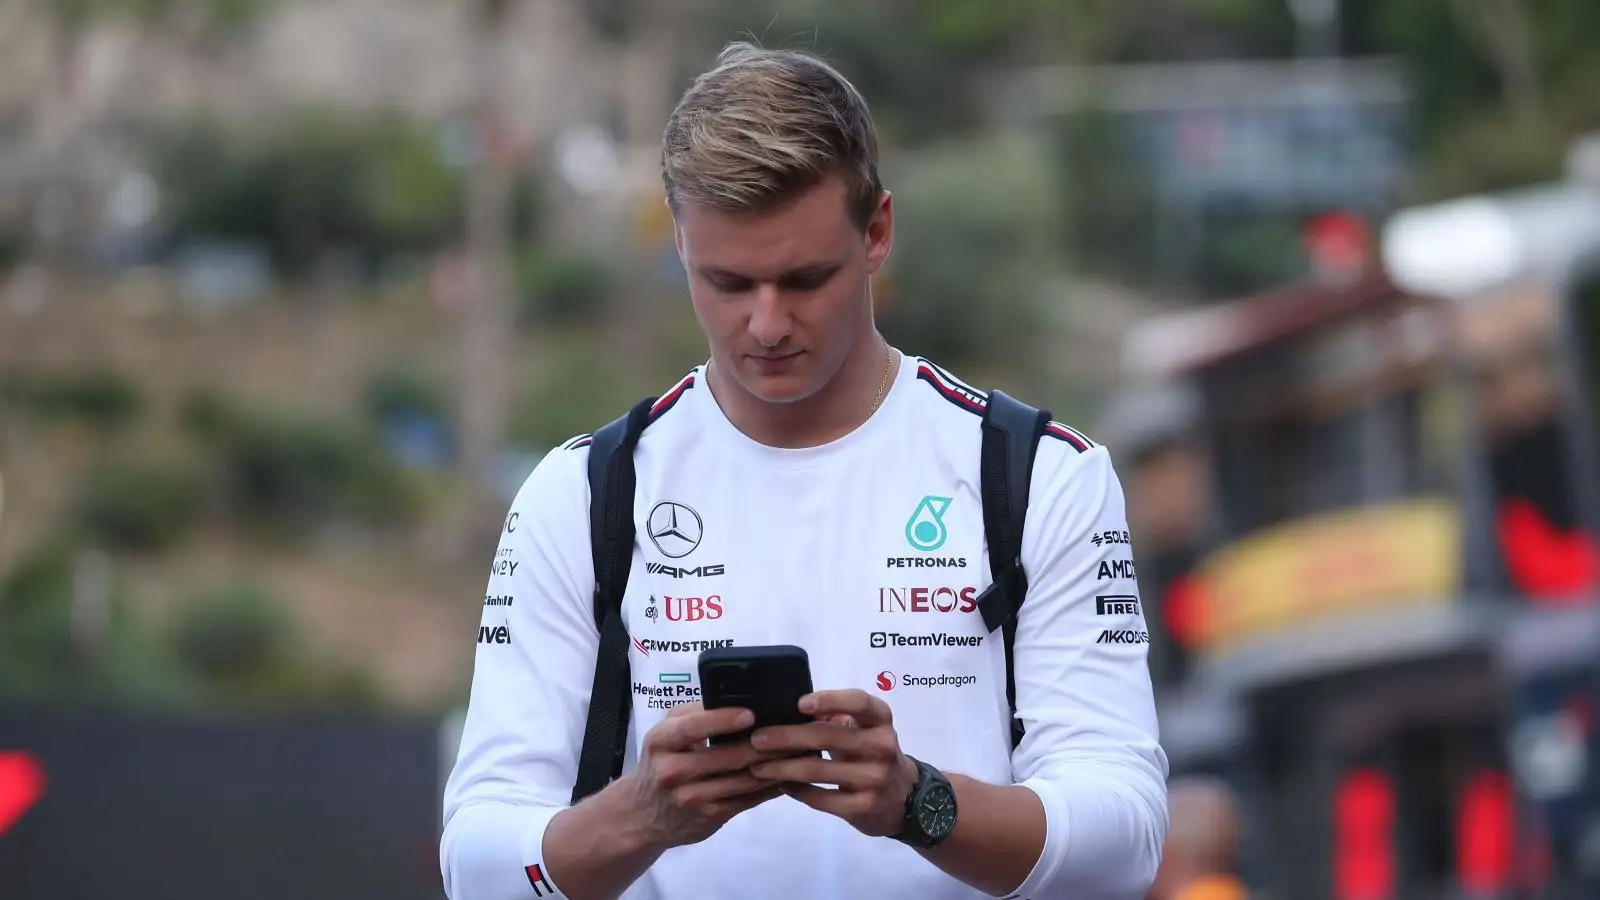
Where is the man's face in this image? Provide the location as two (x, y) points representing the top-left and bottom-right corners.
(673, 175), (893, 404)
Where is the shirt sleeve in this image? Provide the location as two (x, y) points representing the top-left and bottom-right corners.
(1003, 441), (1170, 900)
(440, 441), (596, 900)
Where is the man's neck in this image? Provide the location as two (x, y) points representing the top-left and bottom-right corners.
(709, 333), (892, 450)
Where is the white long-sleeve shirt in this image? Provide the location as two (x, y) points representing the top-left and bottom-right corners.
(441, 352), (1169, 900)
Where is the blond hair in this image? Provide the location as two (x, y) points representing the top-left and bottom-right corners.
(661, 42), (883, 229)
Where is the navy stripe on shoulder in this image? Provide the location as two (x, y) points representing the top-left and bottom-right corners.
(646, 371), (698, 424)
(914, 358), (1094, 453)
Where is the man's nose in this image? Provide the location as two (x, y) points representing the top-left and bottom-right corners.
(747, 285), (792, 348)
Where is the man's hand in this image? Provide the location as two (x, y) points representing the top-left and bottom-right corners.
(745, 689), (918, 838)
(620, 702), (786, 851)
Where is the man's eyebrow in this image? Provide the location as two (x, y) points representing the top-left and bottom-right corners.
(697, 262), (842, 281)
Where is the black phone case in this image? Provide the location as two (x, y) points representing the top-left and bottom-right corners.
(698, 644), (815, 744)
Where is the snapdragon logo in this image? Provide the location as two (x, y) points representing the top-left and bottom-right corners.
(875, 670), (977, 691)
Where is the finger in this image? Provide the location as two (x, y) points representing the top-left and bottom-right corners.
(749, 757), (886, 791)
(824, 713), (859, 728)
(665, 701), (705, 718)
(751, 722), (864, 757)
(648, 707), (754, 752)
(708, 783), (787, 820)
(782, 783), (858, 819)
(674, 741), (779, 781)
(673, 770), (777, 807)
(801, 690), (892, 728)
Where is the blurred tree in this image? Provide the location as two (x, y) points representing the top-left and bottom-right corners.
(169, 580), (384, 712)
(457, 0), (518, 500)
(74, 457), (203, 553)
(878, 132), (1060, 371)
(2, 368), (143, 431)
(181, 391), (425, 532)
(1348, 0), (1600, 197)
(509, 337), (648, 451)
(154, 113), (464, 276)
(515, 245), (612, 328)
(30, 0), (280, 264)
(1052, 107), (1159, 284)
(0, 535), (192, 707)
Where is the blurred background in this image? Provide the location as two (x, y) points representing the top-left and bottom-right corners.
(2, 0), (1600, 897)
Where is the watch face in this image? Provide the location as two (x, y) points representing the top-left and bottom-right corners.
(916, 784), (958, 840)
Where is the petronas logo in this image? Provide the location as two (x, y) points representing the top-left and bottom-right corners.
(905, 496), (953, 552)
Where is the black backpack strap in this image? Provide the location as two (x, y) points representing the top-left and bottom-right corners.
(570, 396), (657, 805)
(975, 389), (1051, 750)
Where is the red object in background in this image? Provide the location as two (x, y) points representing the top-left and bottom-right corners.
(1162, 574), (1210, 648)
(1304, 212), (1372, 279)
(1496, 497), (1600, 602)
(1456, 770), (1515, 895)
(0, 752), (45, 838)
(1334, 769), (1395, 900)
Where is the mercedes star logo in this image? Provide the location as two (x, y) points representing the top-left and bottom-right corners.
(647, 501), (703, 559)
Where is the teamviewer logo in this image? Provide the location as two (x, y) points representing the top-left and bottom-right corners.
(870, 631), (887, 648)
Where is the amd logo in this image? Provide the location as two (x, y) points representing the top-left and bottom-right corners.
(1098, 559), (1137, 580)
(647, 562), (726, 578)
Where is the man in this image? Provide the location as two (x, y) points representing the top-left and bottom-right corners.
(441, 42), (1168, 900)
(1146, 778), (1246, 900)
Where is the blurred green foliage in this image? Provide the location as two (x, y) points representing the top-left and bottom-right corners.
(46, 0), (277, 30)
(3, 368), (144, 431)
(153, 111), (464, 277)
(361, 359), (451, 424)
(515, 246), (613, 328)
(509, 337), (648, 450)
(0, 535), (383, 711)
(879, 132), (1060, 369)
(74, 457), (204, 553)
(170, 580), (383, 712)
(182, 391), (424, 531)
(1052, 108), (1160, 284)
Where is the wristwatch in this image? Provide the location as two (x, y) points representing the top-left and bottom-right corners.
(892, 755), (958, 849)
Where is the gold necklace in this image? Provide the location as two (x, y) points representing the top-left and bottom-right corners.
(868, 342), (895, 416)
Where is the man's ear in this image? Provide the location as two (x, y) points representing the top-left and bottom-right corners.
(668, 196), (687, 262)
(866, 190), (894, 274)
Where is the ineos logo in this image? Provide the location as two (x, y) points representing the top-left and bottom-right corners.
(647, 502), (703, 559)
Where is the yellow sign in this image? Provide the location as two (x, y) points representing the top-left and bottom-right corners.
(1191, 498), (1461, 653)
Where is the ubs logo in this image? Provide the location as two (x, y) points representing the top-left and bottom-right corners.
(664, 595), (722, 622)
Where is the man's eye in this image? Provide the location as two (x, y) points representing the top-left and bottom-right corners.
(783, 272), (832, 292)
(709, 277), (752, 293)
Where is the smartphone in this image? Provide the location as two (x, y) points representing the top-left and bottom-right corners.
(698, 644), (815, 745)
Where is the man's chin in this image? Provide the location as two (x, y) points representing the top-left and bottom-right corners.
(739, 370), (819, 405)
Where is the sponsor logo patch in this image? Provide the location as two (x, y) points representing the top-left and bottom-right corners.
(1095, 595), (1141, 616)
(876, 670), (978, 690)
(870, 631), (984, 649)
(1095, 629), (1150, 644)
